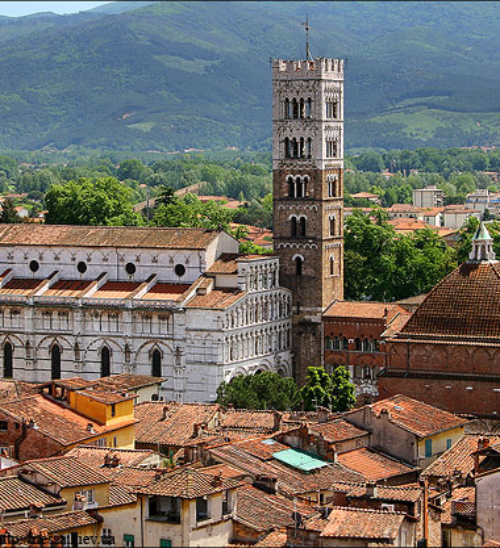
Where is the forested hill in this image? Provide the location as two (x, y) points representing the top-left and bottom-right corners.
(2, 1), (500, 152)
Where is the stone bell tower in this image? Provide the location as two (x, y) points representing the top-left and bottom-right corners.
(272, 57), (344, 384)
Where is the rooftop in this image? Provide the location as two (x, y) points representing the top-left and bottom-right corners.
(65, 446), (159, 471)
(309, 419), (369, 444)
(0, 476), (63, 512)
(0, 224), (221, 250)
(323, 300), (405, 320)
(3, 511), (99, 539)
(337, 448), (417, 481)
(320, 507), (405, 540)
(357, 394), (469, 438)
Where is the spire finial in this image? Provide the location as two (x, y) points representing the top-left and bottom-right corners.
(302, 12), (311, 61)
(469, 221), (497, 263)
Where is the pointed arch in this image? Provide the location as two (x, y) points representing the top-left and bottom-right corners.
(152, 348), (162, 378)
(101, 346), (111, 378)
(51, 344), (61, 380)
(3, 341), (12, 379)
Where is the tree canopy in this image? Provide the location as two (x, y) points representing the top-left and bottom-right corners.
(216, 372), (302, 411)
(300, 366), (356, 412)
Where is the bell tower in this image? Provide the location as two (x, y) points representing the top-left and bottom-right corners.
(272, 57), (344, 384)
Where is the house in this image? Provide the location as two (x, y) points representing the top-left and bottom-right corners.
(442, 205), (480, 229)
(476, 467), (500, 545)
(135, 468), (241, 547)
(345, 394), (468, 468)
(350, 192), (381, 205)
(413, 186), (445, 208)
(0, 511), (103, 547)
(322, 301), (411, 404)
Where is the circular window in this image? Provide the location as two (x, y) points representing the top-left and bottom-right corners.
(174, 264), (186, 277)
(77, 261), (87, 274)
(125, 262), (136, 275)
(29, 260), (39, 273)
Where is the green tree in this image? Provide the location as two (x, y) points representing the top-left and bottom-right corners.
(117, 159), (148, 183)
(330, 365), (356, 412)
(45, 177), (143, 226)
(300, 367), (333, 411)
(216, 372), (301, 411)
(0, 198), (21, 224)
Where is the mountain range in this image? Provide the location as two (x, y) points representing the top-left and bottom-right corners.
(1, 1), (500, 152)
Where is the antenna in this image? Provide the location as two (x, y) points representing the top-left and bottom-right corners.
(301, 13), (311, 61)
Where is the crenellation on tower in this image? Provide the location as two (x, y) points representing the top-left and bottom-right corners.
(272, 56), (345, 384)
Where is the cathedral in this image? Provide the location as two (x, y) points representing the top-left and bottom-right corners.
(0, 224), (292, 401)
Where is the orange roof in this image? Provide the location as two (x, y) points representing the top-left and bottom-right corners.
(309, 419), (368, 443)
(337, 448), (416, 481)
(0, 278), (40, 296)
(92, 281), (141, 299)
(441, 486), (475, 525)
(44, 279), (92, 298)
(184, 288), (246, 309)
(350, 192), (379, 199)
(323, 300), (405, 320)
(207, 253), (240, 274)
(3, 511), (99, 539)
(361, 394), (468, 438)
(0, 224), (220, 250)
(141, 283), (191, 301)
(320, 507), (405, 540)
(398, 262), (500, 340)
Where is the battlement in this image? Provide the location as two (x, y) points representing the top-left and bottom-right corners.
(272, 58), (344, 79)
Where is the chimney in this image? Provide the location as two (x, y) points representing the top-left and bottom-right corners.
(86, 423), (95, 434)
(162, 406), (169, 420)
(28, 502), (43, 519)
(380, 408), (392, 421)
(365, 482), (378, 499)
(110, 455), (120, 468)
(211, 471), (223, 487)
(193, 423), (202, 437)
(73, 494), (85, 511)
(478, 437), (490, 450)
(317, 406), (329, 424)
(103, 453), (112, 467)
(273, 411), (282, 432)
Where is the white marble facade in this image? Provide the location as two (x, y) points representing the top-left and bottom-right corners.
(0, 225), (292, 402)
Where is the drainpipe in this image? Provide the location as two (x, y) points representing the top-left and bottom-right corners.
(423, 479), (429, 547)
(140, 496), (144, 548)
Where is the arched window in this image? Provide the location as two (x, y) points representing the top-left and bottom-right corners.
(364, 366), (372, 380)
(152, 349), (162, 378)
(299, 98), (305, 119)
(325, 336), (332, 350)
(355, 338), (363, 351)
(330, 216), (336, 236)
(299, 217), (306, 237)
(292, 138), (298, 159)
(307, 98), (312, 118)
(307, 138), (312, 159)
(295, 257), (303, 276)
(287, 176), (295, 197)
(3, 342), (12, 379)
(299, 137), (305, 158)
(291, 217), (297, 237)
(284, 98), (290, 119)
(303, 176), (308, 197)
(330, 256), (335, 276)
(284, 138), (290, 159)
(51, 344), (61, 380)
(292, 98), (298, 119)
(101, 346), (111, 378)
(296, 177), (303, 198)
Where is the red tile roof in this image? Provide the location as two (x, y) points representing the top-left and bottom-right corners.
(206, 253), (240, 274)
(320, 507), (405, 540)
(422, 434), (500, 479)
(135, 468), (240, 498)
(234, 484), (315, 532)
(92, 281), (141, 299)
(441, 486), (475, 525)
(254, 528), (288, 547)
(141, 283), (191, 301)
(20, 456), (109, 488)
(323, 300), (406, 320)
(0, 278), (40, 296)
(333, 481), (422, 503)
(103, 483), (137, 508)
(44, 279), (92, 298)
(135, 402), (220, 446)
(337, 448), (416, 482)
(358, 394), (468, 438)
(65, 446), (159, 470)
(184, 288), (246, 309)
(200, 464), (250, 480)
(219, 409), (278, 432)
(0, 476), (64, 512)
(0, 395), (135, 447)
(309, 419), (368, 443)
(398, 262), (500, 340)
(0, 224), (221, 250)
(110, 467), (161, 489)
(3, 510), (99, 538)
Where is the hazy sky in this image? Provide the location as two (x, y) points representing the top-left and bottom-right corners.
(0, 2), (111, 17)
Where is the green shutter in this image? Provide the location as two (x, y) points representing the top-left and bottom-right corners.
(160, 540), (172, 548)
(425, 439), (433, 458)
(124, 534), (134, 548)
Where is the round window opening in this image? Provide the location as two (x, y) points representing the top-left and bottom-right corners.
(174, 264), (186, 277)
(29, 260), (39, 273)
(77, 261), (87, 274)
(125, 262), (136, 275)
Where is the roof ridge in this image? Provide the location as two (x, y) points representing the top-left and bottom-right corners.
(331, 506), (407, 515)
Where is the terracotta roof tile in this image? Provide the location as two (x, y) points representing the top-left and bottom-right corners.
(141, 283), (191, 301)
(323, 300), (406, 320)
(219, 409), (277, 432)
(234, 484), (315, 531)
(0, 278), (40, 296)
(136, 468), (240, 498)
(441, 486), (475, 525)
(104, 483), (137, 508)
(309, 419), (368, 443)
(200, 464), (251, 479)
(0, 380), (38, 401)
(399, 262), (500, 340)
(0, 224), (220, 250)
(332, 481), (422, 503)
(21, 456), (109, 488)
(422, 434), (500, 479)
(110, 467), (161, 489)
(0, 476), (63, 512)
(0, 395), (135, 447)
(87, 373), (165, 392)
(135, 402), (220, 446)
(44, 279), (92, 298)
(92, 281), (141, 299)
(253, 528), (288, 547)
(3, 510), (99, 538)
(320, 507), (405, 540)
(337, 448), (416, 482)
(356, 394), (468, 438)
(206, 253), (240, 274)
(184, 288), (246, 310)
(65, 446), (159, 470)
